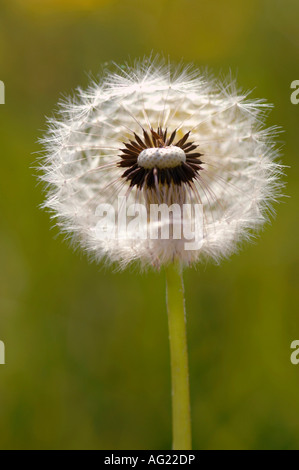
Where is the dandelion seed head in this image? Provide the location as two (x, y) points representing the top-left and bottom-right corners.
(39, 56), (283, 269)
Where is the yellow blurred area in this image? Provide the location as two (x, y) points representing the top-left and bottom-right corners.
(5, 0), (259, 60)
(123, 0), (259, 60)
(7, 0), (112, 13)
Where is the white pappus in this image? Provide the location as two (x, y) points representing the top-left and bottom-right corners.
(39, 57), (283, 269)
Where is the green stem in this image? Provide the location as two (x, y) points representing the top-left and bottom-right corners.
(165, 261), (192, 450)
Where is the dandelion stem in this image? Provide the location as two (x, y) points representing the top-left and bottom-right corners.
(165, 260), (192, 450)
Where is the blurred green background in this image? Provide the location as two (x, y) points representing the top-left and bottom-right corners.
(0, 0), (299, 450)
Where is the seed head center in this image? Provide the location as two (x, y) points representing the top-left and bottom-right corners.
(137, 146), (186, 170)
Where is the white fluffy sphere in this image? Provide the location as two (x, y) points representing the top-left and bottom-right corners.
(40, 57), (282, 269)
